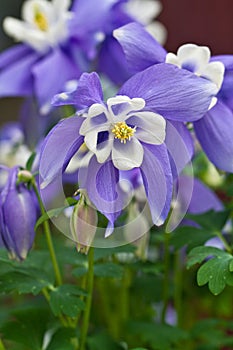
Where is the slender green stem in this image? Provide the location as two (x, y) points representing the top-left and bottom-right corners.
(79, 247), (95, 350)
(215, 230), (232, 254)
(96, 279), (119, 339)
(119, 268), (131, 326)
(32, 180), (62, 286)
(174, 251), (183, 328)
(161, 232), (171, 323)
(0, 339), (6, 350)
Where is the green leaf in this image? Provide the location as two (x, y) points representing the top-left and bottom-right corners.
(1, 307), (50, 349)
(0, 269), (52, 295)
(26, 152), (36, 171)
(191, 319), (233, 349)
(94, 245), (136, 261)
(87, 331), (124, 350)
(46, 327), (78, 350)
(50, 284), (86, 317)
(72, 266), (88, 278)
(94, 263), (124, 278)
(186, 209), (231, 231)
(127, 322), (188, 350)
(187, 246), (233, 295)
(170, 226), (214, 251)
(35, 197), (77, 230)
(35, 207), (66, 230)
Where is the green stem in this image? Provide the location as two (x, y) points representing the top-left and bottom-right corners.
(215, 230), (232, 254)
(0, 339), (6, 350)
(174, 251), (183, 328)
(119, 268), (131, 327)
(79, 247), (95, 350)
(96, 279), (119, 339)
(161, 232), (170, 323)
(32, 180), (62, 286)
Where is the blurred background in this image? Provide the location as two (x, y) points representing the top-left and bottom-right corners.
(0, 0), (233, 123)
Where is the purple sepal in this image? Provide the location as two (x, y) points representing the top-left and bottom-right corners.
(52, 72), (104, 108)
(78, 157), (124, 231)
(0, 44), (34, 69)
(97, 36), (132, 85)
(119, 63), (217, 122)
(212, 55), (233, 111)
(194, 101), (233, 172)
(114, 22), (166, 73)
(39, 116), (84, 187)
(165, 121), (194, 178)
(140, 143), (173, 226)
(0, 51), (39, 97)
(32, 48), (81, 108)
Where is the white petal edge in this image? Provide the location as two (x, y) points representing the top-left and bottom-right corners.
(112, 137), (144, 170)
(165, 52), (180, 67)
(88, 103), (107, 118)
(107, 96), (145, 119)
(127, 111), (166, 145)
(125, 0), (162, 25)
(203, 61), (225, 91)
(177, 44), (211, 69)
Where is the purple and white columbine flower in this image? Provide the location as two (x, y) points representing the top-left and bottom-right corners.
(113, 23), (233, 172)
(3, 0), (72, 53)
(39, 63), (218, 236)
(79, 95), (166, 170)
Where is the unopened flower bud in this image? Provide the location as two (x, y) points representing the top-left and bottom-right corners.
(17, 169), (33, 183)
(70, 193), (98, 254)
(0, 167), (37, 260)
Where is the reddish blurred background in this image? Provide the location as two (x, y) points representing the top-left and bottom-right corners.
(159, 0), (233, 54)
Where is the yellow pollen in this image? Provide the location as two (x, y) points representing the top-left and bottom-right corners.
(111, 122), (136, 144)
(34, 8), (48, 31)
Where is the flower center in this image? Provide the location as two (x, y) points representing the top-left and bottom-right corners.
(112, 122), (136, 144)
(34, 7), (48, 31)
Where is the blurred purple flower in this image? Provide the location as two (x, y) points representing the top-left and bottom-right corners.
(0, 166), (37, 260)
(0, 0), (167, 111)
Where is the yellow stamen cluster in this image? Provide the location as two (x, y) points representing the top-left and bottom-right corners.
(112, 122), (136, 144)
(34, 8), (48, 31)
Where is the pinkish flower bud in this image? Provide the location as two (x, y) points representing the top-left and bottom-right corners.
(70, 193), (98, 254)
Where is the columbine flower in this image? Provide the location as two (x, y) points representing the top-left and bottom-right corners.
(0, 0), (111, 111)
(114, 23), (233, 172)
(3, 0), (72, 53)
(0, 167), (37, 260)
(39, 64), (218, 236)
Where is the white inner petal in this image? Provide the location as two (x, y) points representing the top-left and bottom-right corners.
(107, 96), (145, 120)
(166, 43), (225, 93)
(125, 0), (162, 24)
(112, 137), (144, 170)
(202, 61), (225, 91)
(127, 111), (166, 145)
